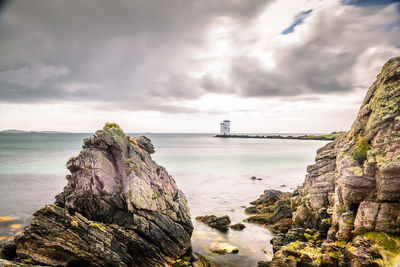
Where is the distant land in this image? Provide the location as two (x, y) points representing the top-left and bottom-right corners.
(0, 129), (67, 134)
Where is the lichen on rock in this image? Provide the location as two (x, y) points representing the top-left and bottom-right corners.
(269, 57), (400, 266)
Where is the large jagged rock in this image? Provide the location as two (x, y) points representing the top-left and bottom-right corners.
(271, 57), (400, 266)
(4, 123), (195, 266)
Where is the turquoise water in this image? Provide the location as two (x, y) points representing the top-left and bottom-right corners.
(0, 132), (328, 266)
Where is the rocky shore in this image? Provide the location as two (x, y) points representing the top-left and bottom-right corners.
(0, 56), (399, 266)
(245, 57), (400, 266)
(0, 123), (210, 267)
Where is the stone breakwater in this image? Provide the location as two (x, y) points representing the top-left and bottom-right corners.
(0, 123), (211, 267)
(247, 57), (400, 266)
(214, 134), (339, 141)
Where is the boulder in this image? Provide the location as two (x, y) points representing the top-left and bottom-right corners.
(5, 123), (195, 266)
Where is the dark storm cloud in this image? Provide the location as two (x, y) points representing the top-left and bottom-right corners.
(0, 0), (399, 113)
(0, 0), (272, 112)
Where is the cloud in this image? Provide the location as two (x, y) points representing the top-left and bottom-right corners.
(224, 2), (400, 97)
(0, 0), (398, 115)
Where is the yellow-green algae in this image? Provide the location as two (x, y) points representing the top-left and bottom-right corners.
(285, 241), (323, 265)
(89, 222), (106, 231)
(360, 232), (400, 267)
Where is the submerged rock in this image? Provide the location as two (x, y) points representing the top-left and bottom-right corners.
(195, 215), (231, 231)
(270, 57), (400, 266)
(230, 223), (246, 231)
(209, 242), (239, 255)
(2, 123), (196, 266)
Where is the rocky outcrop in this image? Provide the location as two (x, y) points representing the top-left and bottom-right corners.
(195, 215), (231, 231)
(1, 123), (198, 266)
(270, 57), (400, 266)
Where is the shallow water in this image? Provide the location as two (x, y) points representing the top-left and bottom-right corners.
(0, 132), (328, 266)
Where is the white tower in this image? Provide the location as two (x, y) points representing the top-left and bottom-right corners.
(220, 120), (230, 135)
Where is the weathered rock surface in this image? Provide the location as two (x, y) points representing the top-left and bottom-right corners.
(195, 215), (231, 231)
(269, 57), (400, 266)
(1, 123), (197, 266)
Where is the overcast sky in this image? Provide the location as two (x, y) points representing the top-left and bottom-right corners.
(0, 0), (399, 133)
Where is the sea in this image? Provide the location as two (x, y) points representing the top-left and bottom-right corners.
(0, 132), (330, 266)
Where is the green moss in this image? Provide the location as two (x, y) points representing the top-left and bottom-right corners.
(361, 232), (400, 267)
(304, 230), (321, 245)
(327, 251), (342, 259)
(103, 122), (121, 131)
(285, 241), (323, 265)
(89, 222), (106, 231)
(332, 240), (348, 247)
(152, 192), (158, 199)
(244, 213), (272, 224)
(287, 241), (301, 250)
(352, 137), (371, 164)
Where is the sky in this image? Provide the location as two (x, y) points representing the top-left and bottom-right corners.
(0, 0), (399, 133)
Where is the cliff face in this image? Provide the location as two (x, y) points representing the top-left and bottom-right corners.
(5, 124), (194, 266)
(272, 56), (400, 266)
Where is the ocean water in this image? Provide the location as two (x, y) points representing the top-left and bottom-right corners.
(0, 132), (329, 266)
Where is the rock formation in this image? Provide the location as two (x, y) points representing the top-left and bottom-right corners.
(269, 56), (400, 266)
(244, 189), (292, 234)
(0, 123), (201, 266)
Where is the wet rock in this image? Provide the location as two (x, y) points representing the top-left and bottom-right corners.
(0, 239), (16, 261)
(257, 260), (271, 267)
(195, 215), (231, 231)
(171, 250), (213, 267)
(209, 242), (239, 255)
(10, 123), (194, 267)
(244, 206), (260, 214)
(270, 228), (307, 253)
(245, 190), (292, 234)
(230, 223), (246, 231)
